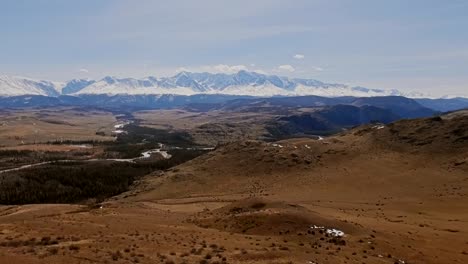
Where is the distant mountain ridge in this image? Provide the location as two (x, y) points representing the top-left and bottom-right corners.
(0, 71), (436, 98)
(0, 93), (444, 120)
(0, 75), (62, 97)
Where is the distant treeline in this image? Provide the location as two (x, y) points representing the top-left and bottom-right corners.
(116, 125), (195, 147)
(0, 149), (35, 158)
(0, 149), (206, 205)
(0, 150), (83, 170)
(47, 139), (105, 145)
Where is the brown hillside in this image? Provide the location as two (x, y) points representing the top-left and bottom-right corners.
(1, 111), (467, 264)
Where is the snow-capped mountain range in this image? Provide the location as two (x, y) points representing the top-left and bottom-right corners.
(0, 75), (62, 97)
(0, 71), (433, 98)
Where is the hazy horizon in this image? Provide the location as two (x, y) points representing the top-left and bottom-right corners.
(1, 0), (467, 97)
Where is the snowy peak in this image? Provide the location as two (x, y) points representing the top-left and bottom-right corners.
(0, 71), (436, 98)
(62, 79), (96, 95)
(0, 75), (62, 97)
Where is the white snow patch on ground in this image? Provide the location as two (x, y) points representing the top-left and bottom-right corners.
(114, 121), (132, 129)
(140, 149), (172, 159)
(139, 143), (172, 159)
(185, 147), (215, 151)
(310, 225), (324, 229)
(272, 143), (283, 148)
(70, 144), (92, 149)
(310, 225), (345, 237)
(326, 228), (345, 237)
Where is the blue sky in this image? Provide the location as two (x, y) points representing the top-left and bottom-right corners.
(1, 0), (467, 96)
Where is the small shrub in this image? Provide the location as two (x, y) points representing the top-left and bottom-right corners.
(69, 245), (80, 251)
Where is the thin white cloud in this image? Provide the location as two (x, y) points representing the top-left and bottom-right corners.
(176, 64), (266, 74)
(175, 67), (190, 73)
(212, 64), (248, 73)
(79, 68), (89, 73)
(278, 65), (295, 72)
(252, 69), (268, 75)
(293, 54), (305, 60)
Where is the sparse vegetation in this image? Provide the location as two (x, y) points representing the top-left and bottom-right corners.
(0, 107), (466, 264)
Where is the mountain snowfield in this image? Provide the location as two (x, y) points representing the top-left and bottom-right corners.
(0, 75), (63, 97)
(0, 71), (434, 98)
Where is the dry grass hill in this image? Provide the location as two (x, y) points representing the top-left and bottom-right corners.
(0, 111), (467, 264)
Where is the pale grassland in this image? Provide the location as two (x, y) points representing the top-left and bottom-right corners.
(0, 108), (117, 147)
(134, 109), (273, 145)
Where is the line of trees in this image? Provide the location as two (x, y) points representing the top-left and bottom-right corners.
(0, 149), (207, 205)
